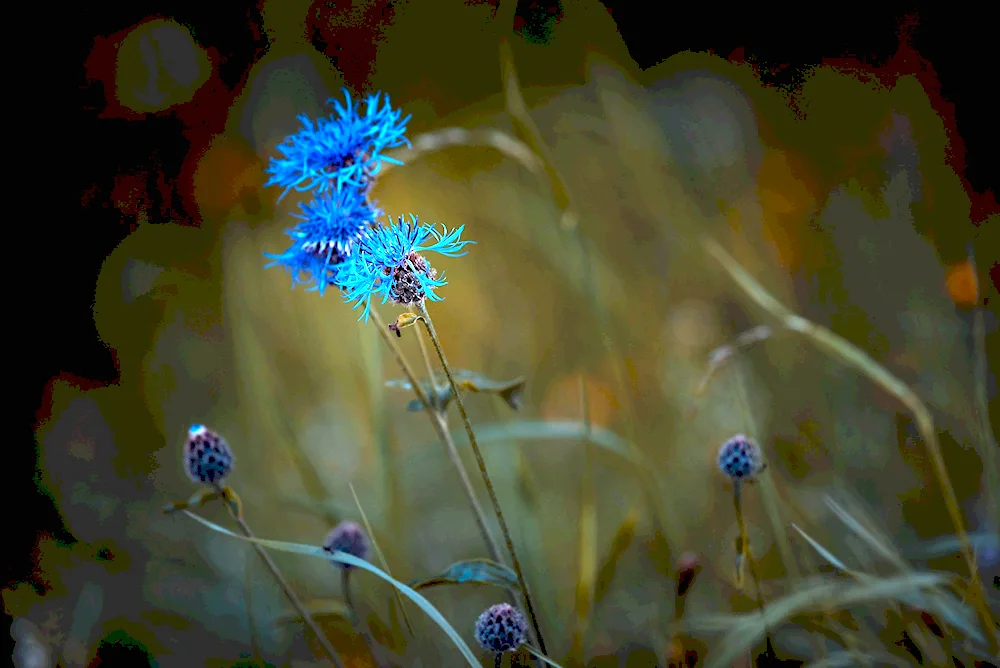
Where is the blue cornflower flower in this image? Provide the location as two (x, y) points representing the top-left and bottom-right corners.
(264, 186), (381, 295)
(340, 214), (474, 322)
(265, 89), (411, 200)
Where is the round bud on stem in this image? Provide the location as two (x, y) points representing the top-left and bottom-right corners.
(717, 434), (764, 481)
(474, 603), (528, 654)
(322, 521), (369, 569)
(183, 424), (234, 485)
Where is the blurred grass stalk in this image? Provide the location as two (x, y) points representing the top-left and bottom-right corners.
(414, 300), (549, 656)
(370, 303), (544, 663)
(370, 306), (503, 559)
(701, 236), (1000, 654)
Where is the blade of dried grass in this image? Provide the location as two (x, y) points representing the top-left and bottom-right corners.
(570, 377), (598, 666)
(593, 507), (638, 606)
(824, 496), (907, 570)
(702, 236), (999, 652)
(823, 495), (983, 643)
(498, 36), (576, 231)
(383, 127), (545, 178)
(805, 650), (910, 668)
(349, 482), (414, 639)
(697, 571), (952, 668)
(969, 248), (1000, 545)
(791, 524), (851, 573)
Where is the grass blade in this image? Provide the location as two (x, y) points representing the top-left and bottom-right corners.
(526, 645), (568, 668)
(593, 507), (638, 606)
(697, 572), (953, 668)
(349, 482), (415, 639)
(182, 511), (481, 667)
(790, 524), (851, 573)
(702, 236), (998, 651)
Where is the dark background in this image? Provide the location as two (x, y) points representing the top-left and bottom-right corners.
(15, 0), (996, 656)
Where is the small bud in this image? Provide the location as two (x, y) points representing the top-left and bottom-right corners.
(389, 311), (422, 337)
(183, 425), (234, 485)
(389, 252), (437, 306)
(675, 552), (701, 598)
(717, 434), (764, 481)
(322, 521), (369, 569)
(474, 603), (528, 654)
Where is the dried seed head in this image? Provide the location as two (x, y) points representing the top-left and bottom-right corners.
(388, 251), (436, 305)
(474, 603), (527, 653)
(183, 424), (234, 485)
(717, 434), (763, 481)
(322, 521), (369, 568)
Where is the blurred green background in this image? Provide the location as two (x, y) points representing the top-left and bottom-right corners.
(21, 1), (999, 666)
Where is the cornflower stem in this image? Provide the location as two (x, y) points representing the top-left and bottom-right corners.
(212, 484), (345, 668)
(732, 483), (768, 618)
(414, 301), (548, 656)
(411, 307), (438, 392)
(494, 653), (504, 668)
(369, 308), (503, 562)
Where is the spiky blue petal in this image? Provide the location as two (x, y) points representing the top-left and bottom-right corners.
(340, 214), (475, 322)
(264, 89), (411, 200)
(264, 186), (380, 295)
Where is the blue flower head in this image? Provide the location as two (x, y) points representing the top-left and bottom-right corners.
(265, 186), (381, 295)
(341, 214), (474, 322)
(265, 89), (411, 200)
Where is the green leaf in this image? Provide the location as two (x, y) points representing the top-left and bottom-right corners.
(409, 559), (519, 591)
(181, 511), (480, 667)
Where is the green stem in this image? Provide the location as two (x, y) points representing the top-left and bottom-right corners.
(369, 308), (503, 563)
(411, 307), (439, 399)
(214, 485), (345, 668)
(414, 301), (547, 655)
(732, 483), (765, 613)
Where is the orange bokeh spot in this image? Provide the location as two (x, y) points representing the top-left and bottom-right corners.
(192, 136), (263, 215)
(945, 260), (979, 306)
(540, 372), (618, 427)
(756, 148), (817, 272)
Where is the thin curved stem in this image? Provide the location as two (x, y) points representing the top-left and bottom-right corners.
(214, 485), (345, 668)
(414, 301), (547, 655)
(369, 308), (503, 562)
(732, 483), (766, 613)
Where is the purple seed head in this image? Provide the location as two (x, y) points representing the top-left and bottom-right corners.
(183, 424), (234, 485)
(322, 521), (369, 569)
(717, 434), (763, 481)
(474, 603), (527, 653)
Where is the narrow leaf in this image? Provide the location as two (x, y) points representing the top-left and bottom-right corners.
(594, 508), (638, 605)
(181, 511), (480, 667)
(409, 559), (519, 591)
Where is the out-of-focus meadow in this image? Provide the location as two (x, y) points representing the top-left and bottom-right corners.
(20, 1), (999, 666)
